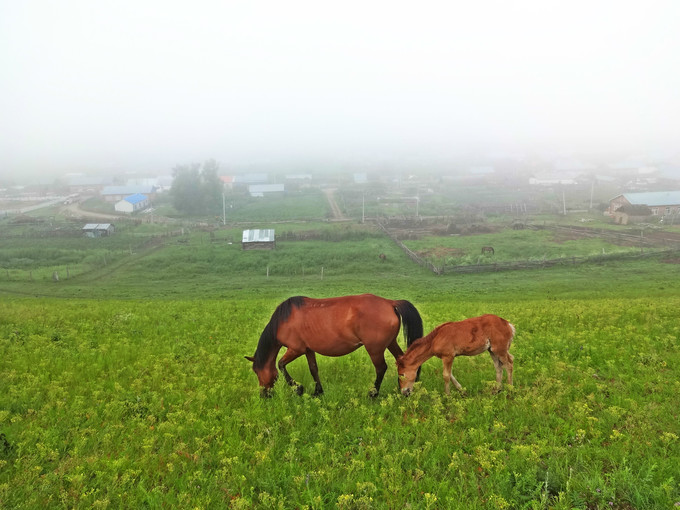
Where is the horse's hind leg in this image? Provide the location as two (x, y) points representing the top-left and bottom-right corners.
(387, 340), (405, 390)
(367, 351), (388, 398)
(305, 350), (324, 396)
(278, 348), (305, 395)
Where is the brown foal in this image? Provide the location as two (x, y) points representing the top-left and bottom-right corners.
(396, 314), (515, 396)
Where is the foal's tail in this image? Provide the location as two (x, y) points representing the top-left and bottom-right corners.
(393, 300), (424, 348)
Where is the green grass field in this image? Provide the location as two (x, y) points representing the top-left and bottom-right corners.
(1, 214), (680, 508)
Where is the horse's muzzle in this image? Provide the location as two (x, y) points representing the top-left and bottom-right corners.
(401, 388), (412, 397)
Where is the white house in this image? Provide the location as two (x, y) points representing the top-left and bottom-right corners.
(114, 193), (150, 213)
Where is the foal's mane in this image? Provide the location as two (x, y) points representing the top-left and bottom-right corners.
(401, 325), (441, 364)
(253, 296), (306, 369)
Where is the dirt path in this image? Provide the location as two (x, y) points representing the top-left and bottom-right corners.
(323, 188), (347, 220)
(62, 201), (124, 221)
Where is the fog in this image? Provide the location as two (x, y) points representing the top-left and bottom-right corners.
(1, 1), (679, 181)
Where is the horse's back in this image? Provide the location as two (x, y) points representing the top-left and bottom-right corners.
(277, 294), (401, 355)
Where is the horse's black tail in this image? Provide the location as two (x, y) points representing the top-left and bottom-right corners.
(393, 300), (423, 348)
(394, 300), (423, 381)
(251, 296), (306, 370)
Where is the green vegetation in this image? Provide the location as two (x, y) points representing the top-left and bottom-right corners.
(404, 229), (645, 267)
(1, 204), (680, 508)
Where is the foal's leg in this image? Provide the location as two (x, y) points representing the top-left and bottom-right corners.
(305, 350), (324, 396)
(278, 348), (305, 395)
(489, 351), (504, 387)
(442, 355), (464, 394)
(490, 350), (514, 388)
(441, 355), (453, 394)
(500, 352), (514, 385)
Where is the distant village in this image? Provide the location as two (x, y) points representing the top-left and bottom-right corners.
(2, 156), (680, 227)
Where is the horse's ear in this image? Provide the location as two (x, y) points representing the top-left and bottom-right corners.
(244, 355), (255, 362)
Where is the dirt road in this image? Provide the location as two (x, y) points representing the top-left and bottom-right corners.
(323, 188), (347, 220)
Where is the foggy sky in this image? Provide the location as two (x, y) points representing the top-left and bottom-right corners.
(1, 1), (679, 180)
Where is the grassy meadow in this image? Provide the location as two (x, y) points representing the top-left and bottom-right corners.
(1, 208), (680, 509)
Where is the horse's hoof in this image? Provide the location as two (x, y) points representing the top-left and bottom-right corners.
(295, 385), (304, 396)
(312, 388), (324, 397)
(368, 388), (379, 398)
(260, 389), (273, 399)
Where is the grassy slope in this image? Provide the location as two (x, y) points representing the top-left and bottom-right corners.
(1, 223), (680, 508)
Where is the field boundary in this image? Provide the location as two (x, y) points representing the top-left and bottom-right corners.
(379, 220), (680, 275)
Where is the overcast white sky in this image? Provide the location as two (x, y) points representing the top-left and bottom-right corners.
(1, 0), (679, 180)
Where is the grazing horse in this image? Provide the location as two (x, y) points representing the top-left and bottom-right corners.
(481, 246), (495, 255)
(397, 314), (515, 396)
(245, 294), (423, 397)
(379, 253), (387, 262)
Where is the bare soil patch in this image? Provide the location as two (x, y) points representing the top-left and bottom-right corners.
(415, 246), (465, 259)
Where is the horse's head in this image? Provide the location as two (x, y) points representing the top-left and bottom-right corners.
(244, 355), (278, 396)
(396, 355), (418, 396)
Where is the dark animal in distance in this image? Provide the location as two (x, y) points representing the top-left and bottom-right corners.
(246, 294), (423, 398)
(397, 314), (515, 396)
(481, 246), (495, 255)
(379, 253), (387, 262)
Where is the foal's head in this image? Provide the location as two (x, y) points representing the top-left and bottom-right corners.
(244, 355), (278, 397)
(396, 355), (418, 396)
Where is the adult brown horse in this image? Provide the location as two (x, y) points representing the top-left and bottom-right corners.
(245, 294), (423, 397)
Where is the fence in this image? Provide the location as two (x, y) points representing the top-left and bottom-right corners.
(380, 221), (680, 276)
(439, 249), (679, 274)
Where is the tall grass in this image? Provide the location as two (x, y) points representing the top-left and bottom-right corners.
(1, 297), (679, 508)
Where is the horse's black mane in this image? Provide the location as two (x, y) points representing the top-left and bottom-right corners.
(252, 296), (306, 369)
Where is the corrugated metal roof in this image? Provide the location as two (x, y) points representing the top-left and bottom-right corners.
(124, 193), (148, 204)
(82, 223), (113, 230)
(622, 191), (680, 206)
(242, 229), (275, 243)
(249, 184), (284, 193)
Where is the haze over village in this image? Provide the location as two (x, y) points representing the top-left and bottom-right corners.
(2, 1), (679, 188)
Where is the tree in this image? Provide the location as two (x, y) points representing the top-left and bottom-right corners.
(170, 160), (224, 216)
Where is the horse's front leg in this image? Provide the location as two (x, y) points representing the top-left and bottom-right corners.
(278, 348), (305, 395)
(304, 350), (324, 396)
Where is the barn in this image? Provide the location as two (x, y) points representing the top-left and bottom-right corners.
(607, 191), (680, 224)
(114, 193), (150, 213)
(242, 229), (275, 250)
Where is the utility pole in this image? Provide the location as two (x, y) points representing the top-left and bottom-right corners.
(362, 192), (365, 223)
(222, 192), (226, 225)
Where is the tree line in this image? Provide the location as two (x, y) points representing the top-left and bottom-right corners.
(169, 159), (223, 216)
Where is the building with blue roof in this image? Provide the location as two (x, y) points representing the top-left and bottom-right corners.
(114, 193), (150, 214)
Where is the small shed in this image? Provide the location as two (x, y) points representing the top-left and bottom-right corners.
(82, 223), (115, 237)
(114, 193), (150, 213)
(242, 229), (275, 250)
